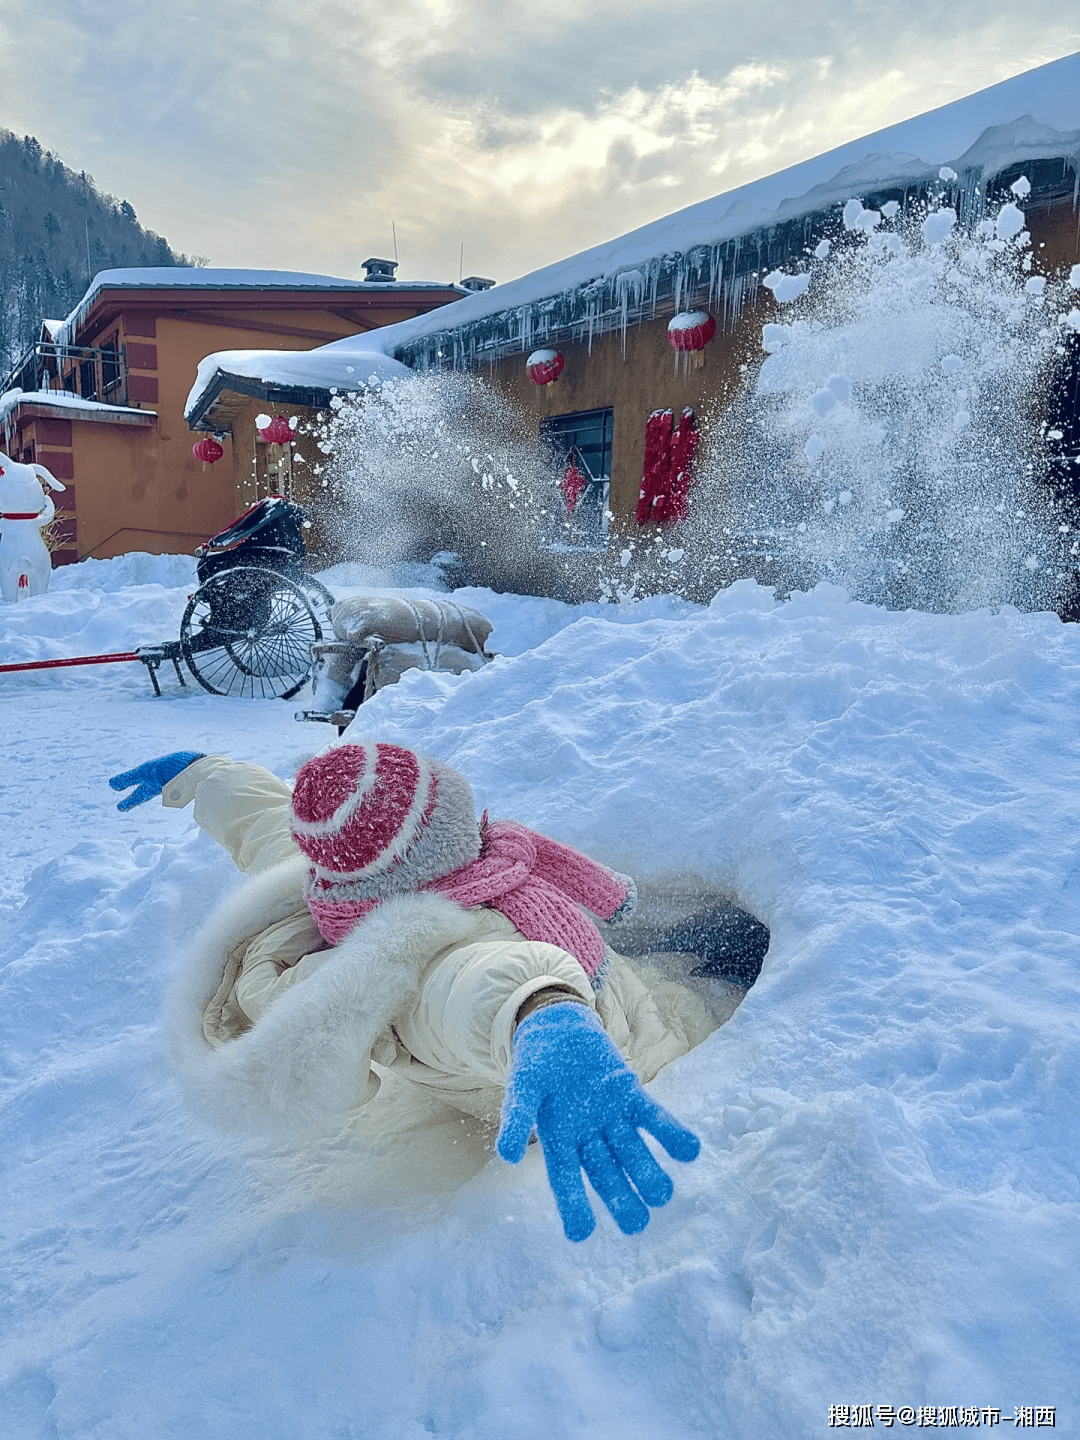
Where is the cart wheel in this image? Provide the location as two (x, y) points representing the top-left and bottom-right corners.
(299, 575), (336, 630)
(181, 567), (322, 698)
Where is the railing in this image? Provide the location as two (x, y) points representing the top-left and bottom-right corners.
(1, 341), (128, 407)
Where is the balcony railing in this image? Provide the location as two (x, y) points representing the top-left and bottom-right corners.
(2, 340), (129, 408)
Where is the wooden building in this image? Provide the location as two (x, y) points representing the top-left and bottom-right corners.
(323, 53), (1080, 548)
(184, 343), (414, 562)
(179, 56), (1080, 594)
(0, 264), (463, 561)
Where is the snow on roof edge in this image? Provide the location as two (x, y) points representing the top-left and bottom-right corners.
(53, 268), (460, 349)
(0, 388), (158, 428)
(183, 347), (413, 425)
(327, 49), (1080, 363)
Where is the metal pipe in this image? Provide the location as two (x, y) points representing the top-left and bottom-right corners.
(0, 651), (138, 674)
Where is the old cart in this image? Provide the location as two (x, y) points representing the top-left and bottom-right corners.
(135, 496), (334, 698)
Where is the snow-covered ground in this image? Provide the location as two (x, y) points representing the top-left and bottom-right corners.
(2, 553), (1078, 1438)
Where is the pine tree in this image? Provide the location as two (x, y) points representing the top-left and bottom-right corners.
(0, 129), (204, 381)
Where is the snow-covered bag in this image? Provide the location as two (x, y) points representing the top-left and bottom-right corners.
(331, 595), (492, 654)
(309, 596), (494, 711)
(363, 638), (486, 700)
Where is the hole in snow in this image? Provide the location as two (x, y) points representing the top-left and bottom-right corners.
(277, 877), (771, 1213)
(598, 877), (770, 1027)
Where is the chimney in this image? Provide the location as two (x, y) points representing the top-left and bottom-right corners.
(362, 257), (398, 282)
(460, 275), (496, 292)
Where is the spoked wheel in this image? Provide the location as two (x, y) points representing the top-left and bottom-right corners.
(298, 575), (336, 631)
(180, 566), (322, 698)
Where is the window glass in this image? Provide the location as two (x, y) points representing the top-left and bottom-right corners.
(540, 407), (614, 548)
(102, 335), (121, 395)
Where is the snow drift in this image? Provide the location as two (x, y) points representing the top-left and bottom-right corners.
(1, 554), (1078, 1436)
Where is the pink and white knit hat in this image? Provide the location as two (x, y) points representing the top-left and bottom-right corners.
(290, 742), (636, 986)
(290, 743), (482, 942)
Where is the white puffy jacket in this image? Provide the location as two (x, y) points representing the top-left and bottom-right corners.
(163, 757), (716, 1139)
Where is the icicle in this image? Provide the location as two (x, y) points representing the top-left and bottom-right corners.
(614, 270), (646, 358)
(958, 168), (983, 227)
(706, 246), (719, 309)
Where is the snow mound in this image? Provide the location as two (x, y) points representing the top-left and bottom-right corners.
(49, 551), (198, 593)
(0, 553), (197, 672)
(2, 576), (1079, 1436)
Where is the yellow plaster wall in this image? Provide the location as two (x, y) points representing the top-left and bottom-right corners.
(482, 199), (1079, 533)
(68, 300), (456, 558)
(486, 294), (774, 528)
(66, 421), (198, 559)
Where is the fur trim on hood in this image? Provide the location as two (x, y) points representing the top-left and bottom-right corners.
(165, 861), (478, 1141)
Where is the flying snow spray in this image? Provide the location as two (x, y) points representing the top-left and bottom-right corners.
(317, 179), (1079, 613)
(314, 370), (595, 596)
(665, 177), (1080, 612)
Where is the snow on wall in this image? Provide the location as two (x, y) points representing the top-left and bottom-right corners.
(332, 51), (1080, 372)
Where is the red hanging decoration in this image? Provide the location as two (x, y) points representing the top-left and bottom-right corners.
(666, 409), (699, 523)
(637, 410), (673, 526)
(636, 408), (699, 525)
(526, 349), (565, 386)
(667, 311), (716, 371)
(192, 437), (224, 471)
(560, 461), (587, 514)
(257, 416), (294, 445)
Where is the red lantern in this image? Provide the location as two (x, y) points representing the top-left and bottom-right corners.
(192, 437), (224, 470)
(526, 349), (564, 386)
(667, 311), (716, 371)
(258, 415), (294, 445)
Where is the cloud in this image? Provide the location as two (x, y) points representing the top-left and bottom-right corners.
(0, 0), (1077, 290)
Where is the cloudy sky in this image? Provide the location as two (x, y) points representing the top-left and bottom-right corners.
(1, 2), (1078, 288)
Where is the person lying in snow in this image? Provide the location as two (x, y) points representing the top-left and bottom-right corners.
(110, 743), (710, 1241)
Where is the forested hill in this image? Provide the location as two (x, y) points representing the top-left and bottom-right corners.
(0, 130), (203, 378)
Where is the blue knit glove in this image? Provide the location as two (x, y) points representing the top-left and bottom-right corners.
(497, 1002), (701, 1241)
(109, 752), (205, 811)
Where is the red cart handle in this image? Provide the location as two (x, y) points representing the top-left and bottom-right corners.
(0, 651), (139, 674)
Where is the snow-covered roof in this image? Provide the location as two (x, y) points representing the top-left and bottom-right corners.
(54, 267), (458, 349)
(333, 49), (1080, 368)
(184, 347), (413, 426)
(0, 388), (158, 427)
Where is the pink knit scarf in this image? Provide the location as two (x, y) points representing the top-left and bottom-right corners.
(303, 818), (635, 986)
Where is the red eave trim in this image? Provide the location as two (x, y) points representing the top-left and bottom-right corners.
(74, 286), (463, 346)
(168, 310), (357, 343)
